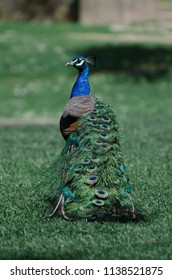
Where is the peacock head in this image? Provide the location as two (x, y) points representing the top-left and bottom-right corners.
(65, 55), (96, 71)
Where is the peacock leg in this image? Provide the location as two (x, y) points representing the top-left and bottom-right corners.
(60, 195), (71, 220)
(45, 194), (63, 218)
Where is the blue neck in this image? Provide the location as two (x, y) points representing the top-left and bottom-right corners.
(70, 65), (90, 99)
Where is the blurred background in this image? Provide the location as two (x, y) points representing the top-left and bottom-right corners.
(0, 0), (172, 121)
(0, 0), (171, 22)
(0, 0), (172, 260)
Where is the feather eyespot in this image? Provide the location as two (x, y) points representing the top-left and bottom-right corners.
(93, 199), (104, 206)
(102, 116), (111, 124)
(95, 190), (108, 199)
(100, 124), (110, 130)
(87, 166), (97, 173)
(95, 139), (103, 146)
(83, 146), (93, 152)
(91, 157), (100, 163)
(88, 116), (97, 122)
(93, 109), (98, 113)
(86, 175), (99, 185)
(99, 133), (108, 140)
(81, 159), (91, 165)
(102, 144), (111, 151)
(74, 166), (83, 172)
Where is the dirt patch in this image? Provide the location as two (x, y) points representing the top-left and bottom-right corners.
(0, 118), (58, 127)
(67, 31), (172, 44)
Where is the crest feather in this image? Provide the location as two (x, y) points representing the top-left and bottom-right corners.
(86, 55), (96, 67)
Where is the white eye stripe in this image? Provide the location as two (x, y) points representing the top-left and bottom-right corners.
(76, 60), (84, 66)
(72, 58), (85, 67)
(73, 58), (84, 66)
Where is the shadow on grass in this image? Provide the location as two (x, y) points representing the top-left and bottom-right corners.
(82, 44), (172, 80)
(42, 201), (147, 224)
(85, 211), (148, 224)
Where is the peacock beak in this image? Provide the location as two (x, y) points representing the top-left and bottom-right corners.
(65, 60), (74, 66)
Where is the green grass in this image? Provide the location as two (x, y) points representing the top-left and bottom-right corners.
(0, 21), (172, 260)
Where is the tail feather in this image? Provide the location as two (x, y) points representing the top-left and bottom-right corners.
(45, 98), (135, 220)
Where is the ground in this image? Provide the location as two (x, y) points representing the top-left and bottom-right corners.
(0, 21), (172, 260)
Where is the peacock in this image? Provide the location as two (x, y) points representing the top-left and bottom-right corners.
(44, 55), (135, 221)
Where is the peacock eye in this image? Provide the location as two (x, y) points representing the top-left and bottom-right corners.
(74, 58), (85, 67)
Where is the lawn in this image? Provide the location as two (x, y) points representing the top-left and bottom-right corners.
(0, 21), (172, 260)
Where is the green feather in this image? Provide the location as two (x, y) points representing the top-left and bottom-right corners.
(44, 98), (135, 220)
